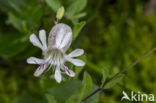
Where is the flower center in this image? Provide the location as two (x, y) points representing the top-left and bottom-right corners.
(45, 48), (64, 66)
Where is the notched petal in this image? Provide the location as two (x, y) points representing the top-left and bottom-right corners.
(65, 69), (75, 77)
(66, 49), (84, 58)
(39, 29), (47, 50)
(62, 65), (75, 77)
(30, 34), (43, 50)
(48, 23), (72, 52)
(34, 64), (47, 77)
(54, 67), (62, 83)
(66, 58), (85, 66)
(27, 57), (44, 64)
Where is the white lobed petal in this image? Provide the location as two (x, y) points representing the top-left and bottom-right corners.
(48, 23), (72, 52)
(62, 65), (75, 77)
(56, 28), (64, 48)
(54, 66), (62, 83)
(39, 29), (47, 50)
(34, 64), (47, 77)
(59, 32), (72, 49)
(27, 57), (44, 64)
(65, 69), (75, 77)
(66, 49), (84, 58)
(30, 34), (43, 50)
(66, 58), (85, 66)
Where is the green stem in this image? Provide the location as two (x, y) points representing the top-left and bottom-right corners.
(81, 47), (156, 102)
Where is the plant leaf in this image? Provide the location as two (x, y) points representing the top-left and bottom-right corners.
(0, 32), (27, 57)
(79, 72), (92, 100)
(101, 67), (109, 85)
(70, 12), (87, 20)
(12, 92), (48, 103)
(66, 0), (87, 17)
(45, 0), (62, 12)
(45, 94), (57, 103)
(40, 75), (59, 92)
(48, 80), (81, 103)
(65, 72), (97, 103)
(73, 21), (86, 39)
(104, 74), (124, 89)
(7, 13), (24, 32)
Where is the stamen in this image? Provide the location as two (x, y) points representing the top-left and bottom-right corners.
(47, 63), (53, 71)
(47, 48), (64, 66)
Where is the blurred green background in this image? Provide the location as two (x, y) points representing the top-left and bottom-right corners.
(0, 0), (156, 103)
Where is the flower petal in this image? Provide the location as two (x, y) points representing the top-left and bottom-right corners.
(56, 28), (64, 48)
(62, 65), (75, 77)
(66, 49), (84, 58)
(66, 58), (85, 66)
(34, 64), (47, 77)
(48, 23), (72, 52)
(30, 34), (43, 50)
(27, 57), (44, 64)
(59, 32), (72, 49)
(54, 66), (62, 83)
(66, 69), (75, 77)
(39, 29), (47, 50)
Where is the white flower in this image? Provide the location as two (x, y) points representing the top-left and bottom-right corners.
(27, 23), (85, 83)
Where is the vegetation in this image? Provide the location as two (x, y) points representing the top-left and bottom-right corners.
(0, 0), (156, 103)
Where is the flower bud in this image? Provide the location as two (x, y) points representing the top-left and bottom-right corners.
(56, 6), (65, 20)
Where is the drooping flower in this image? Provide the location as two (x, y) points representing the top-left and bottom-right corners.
(27, 23), (85, 83)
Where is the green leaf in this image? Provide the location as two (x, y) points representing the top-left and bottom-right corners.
(73, 21), (86, 39)
(45, 94), (57, 103)
(48, 80), (82, 103)
(40, 75), (59, 92)
(101, 68), (109, 84)
(66, 0), (87, 17)
(104, 74), (124, 89)
(45, 0), (62, 12)
(0, 32), (27, 57)
(86, 61), (102, 76)
(65, 95), (79, 103)
(65, 73), (99, 103)
(0, 0), (10, 12)
(12, 92), (48, 103)
(7, 13), (24, 32)
(0, 0), (26, 12)
(83, 85), (99, 103)
(79, 72), (92, 100)
(7, 0), (26, 13)
(70, 12), (87, 20)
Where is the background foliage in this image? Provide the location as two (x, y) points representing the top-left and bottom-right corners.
(0, 0), (156, 103)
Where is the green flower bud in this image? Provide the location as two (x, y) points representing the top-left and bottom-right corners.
(56, 6), (65, 20)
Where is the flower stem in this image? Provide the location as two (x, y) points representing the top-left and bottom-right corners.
(81, 47), (156, 102)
